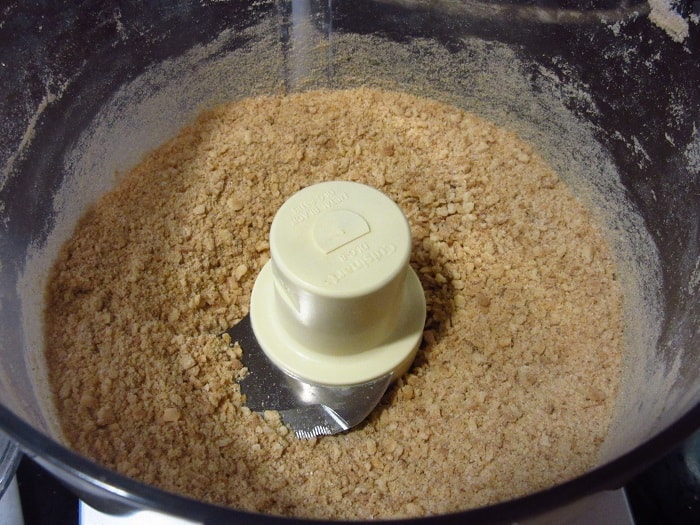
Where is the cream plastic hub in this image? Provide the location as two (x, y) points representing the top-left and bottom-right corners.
(249, 180), (426, 386)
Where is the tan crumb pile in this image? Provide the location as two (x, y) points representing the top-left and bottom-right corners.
(44, 87), (623, 519)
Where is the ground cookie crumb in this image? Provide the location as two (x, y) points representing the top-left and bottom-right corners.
(45, 87), (623, 519)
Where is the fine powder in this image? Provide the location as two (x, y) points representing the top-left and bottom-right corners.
(44, 87), (623, 519)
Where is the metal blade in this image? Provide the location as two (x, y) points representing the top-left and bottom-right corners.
(278, 405), (348, 440)
(224, 315), (392, 439)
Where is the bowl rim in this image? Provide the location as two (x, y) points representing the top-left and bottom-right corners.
(2, 400), (700, 523)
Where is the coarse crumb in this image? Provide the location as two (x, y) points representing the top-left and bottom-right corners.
(44, 87), (623, 519)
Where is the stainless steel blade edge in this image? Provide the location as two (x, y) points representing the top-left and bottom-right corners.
(224, 314), (393, 438)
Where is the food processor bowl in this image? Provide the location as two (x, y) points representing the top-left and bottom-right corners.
(0, 1), (698, 523)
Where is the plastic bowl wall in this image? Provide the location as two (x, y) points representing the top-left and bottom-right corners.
(0, 1), (699, 523)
